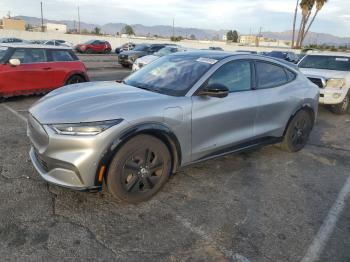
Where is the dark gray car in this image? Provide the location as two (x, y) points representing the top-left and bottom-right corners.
(28, 51), (319, 203)
(118, 44), (169, 68)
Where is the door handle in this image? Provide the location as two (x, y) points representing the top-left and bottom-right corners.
(43, 67), (52, 70)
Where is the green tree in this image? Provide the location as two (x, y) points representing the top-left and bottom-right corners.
(301, 0), (328, 44)
(189, 34), (196, 40)
(291, 0), (300, 48)
(295, 0), (328, 48)
(25, 24), (33, 31)
(93, 27), (101, 35)
(123, 25), (135, 35)
(226, 30), (233, 41)
(226, 30), (239, 42)
(232, 30), (239, 42)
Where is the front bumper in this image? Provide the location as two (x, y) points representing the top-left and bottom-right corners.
(29, 147), (92, 190)
(319, 88), (348, 105)
(27, 115), (130, 190)
(118, 56), (135, 66)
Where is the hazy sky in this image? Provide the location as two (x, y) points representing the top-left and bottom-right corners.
(1, 0), (349, 37)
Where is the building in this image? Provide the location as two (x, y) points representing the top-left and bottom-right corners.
(222, 35), (227, 41)
(239, 35), (258, 45)
(0, 17), (25, 31)
(45, 23), (67, 33)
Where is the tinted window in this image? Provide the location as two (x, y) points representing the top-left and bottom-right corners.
(208, 60), (251, 92)
(51, 50), (74, 62)
(11, 49), (47, 64)
(298, 55), (350, 71)
(0, 46), (9, 61)
(256, 61), (288, 89)
(150, 45), (164, 52)
(133, 45), (150, 51)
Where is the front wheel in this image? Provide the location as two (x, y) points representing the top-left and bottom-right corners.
(280, 110), (313, 152)
(330, 95), (349, 115)
(106, 135), (172, 203)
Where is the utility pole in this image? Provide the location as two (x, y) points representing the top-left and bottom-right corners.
(40, 2), (44, 32)
(78, 6), (81, 34)
(172, 18), (175, 39)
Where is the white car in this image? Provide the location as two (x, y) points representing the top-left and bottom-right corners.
(299, 52), (350, 114)
(132, 46), (188, 71)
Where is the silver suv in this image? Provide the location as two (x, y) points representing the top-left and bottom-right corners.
(28, 51), (319, 203)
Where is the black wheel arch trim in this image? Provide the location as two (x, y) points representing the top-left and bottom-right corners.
(94, 122), (182, 187)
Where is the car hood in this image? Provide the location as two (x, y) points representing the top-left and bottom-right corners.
(299, 68), (349, 79)
(29, 81), (171, 124)
(135, 55), (159, 65)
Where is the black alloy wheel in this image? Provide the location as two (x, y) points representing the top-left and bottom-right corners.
(65, 75), (85, 85)
(281, 110), (313, 152)
(106, 134), (171, 203)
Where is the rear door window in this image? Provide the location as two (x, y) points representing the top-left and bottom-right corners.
(11, 49), (47, 64)
(255, 61), (288, 89)
(50, 50), (75, 62)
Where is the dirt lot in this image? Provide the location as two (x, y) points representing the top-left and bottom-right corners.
(0, 60), (350, 261)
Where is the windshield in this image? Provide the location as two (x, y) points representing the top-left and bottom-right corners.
(154, 47), (177, 56)
(299, 55), (350, 71)
(133, 45), (150, 51)
(124, 55), (215, 96)
(0, 46), (9, 61)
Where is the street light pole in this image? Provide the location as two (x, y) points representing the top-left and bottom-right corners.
(77, 6), (81, 34)
(40, 2), (44, 32)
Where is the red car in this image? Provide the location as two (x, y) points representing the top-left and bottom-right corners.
(0, 44), (89, 98)
(75, 40), (112, 54)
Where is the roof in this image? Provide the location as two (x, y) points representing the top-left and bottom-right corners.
(306, 51), (350, 57)
(171, 50), (235, 60)
(0, 43), (72, 50)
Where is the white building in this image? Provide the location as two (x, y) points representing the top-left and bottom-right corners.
(45, 23), (67, 33)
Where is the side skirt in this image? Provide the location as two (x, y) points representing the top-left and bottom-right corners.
(183, 136), (283, 167)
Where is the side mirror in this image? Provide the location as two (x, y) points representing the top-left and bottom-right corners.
(198, 83), (229, 98)
(9, 58), (21, 67)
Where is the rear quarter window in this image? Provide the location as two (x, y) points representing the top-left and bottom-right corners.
(50, 50), (76, 62)
(255, 61), (290, 89)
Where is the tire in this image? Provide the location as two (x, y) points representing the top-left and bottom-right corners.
(280, 110), (313, 152)
(85, 49), (93, 54)
(121, 64), (130, 68)
(104, 49), (111, 54)
(330, 94), (349, 115)
(106, 134), (172, 203)
(65, 75), (86, 85)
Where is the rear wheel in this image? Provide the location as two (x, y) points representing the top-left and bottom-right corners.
(106, 135), (172, 203)
(330, 94), (349, 115)
(281, 110), (313, 152)
(85, 49), (93, 54)
(65, 75), (85, 85)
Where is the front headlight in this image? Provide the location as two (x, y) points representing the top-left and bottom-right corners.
(49, 119), (123, 136)
(326, 78), (345, 89)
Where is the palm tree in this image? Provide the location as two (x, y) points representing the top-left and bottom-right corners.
(291, 0), (300, 48)
(296, 0), (315, 48)
(300, 0), (328, 46)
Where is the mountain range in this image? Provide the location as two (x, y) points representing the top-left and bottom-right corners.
(14, 16), (350, 46)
